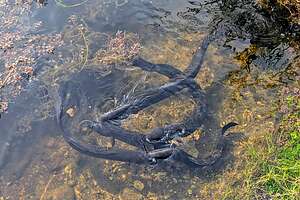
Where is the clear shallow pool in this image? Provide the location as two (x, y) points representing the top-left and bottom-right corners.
(0, 0), (299, 199)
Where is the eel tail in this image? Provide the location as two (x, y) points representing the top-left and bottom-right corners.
(221, 122), (238, 135)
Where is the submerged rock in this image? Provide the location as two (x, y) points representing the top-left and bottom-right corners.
(133, 180), (144, 191)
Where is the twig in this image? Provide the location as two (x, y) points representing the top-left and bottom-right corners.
(78, 19), (89, 71)
(40, 174), (56, 200)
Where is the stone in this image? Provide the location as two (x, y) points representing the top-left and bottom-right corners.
(147, 192), (159, 200)
(133, 180), (144, 191)
(66, 107), (76, 118)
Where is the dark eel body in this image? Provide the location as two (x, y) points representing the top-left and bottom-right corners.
(57, 32), (237, 168)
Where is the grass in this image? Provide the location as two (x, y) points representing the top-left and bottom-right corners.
(252, 131), (300, 199)
(211, 86), (300, 200)
(248, 93), (300, 199)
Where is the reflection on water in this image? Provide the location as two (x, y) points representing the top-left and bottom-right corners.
(0, 0), (299, 199)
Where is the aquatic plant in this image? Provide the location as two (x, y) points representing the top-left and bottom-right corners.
(0, 1), (63, 116)
(93, 31), (141, 65)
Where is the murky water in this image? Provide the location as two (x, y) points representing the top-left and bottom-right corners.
(0, 0), (299, 199)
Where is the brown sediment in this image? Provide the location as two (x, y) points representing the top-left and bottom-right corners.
(122, 97), (195, 133)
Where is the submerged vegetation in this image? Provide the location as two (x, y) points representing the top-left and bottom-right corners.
(0, 0), (63, 117)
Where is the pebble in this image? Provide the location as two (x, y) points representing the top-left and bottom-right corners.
(133, 180), (144, 191)
(66, 107), (76, 117)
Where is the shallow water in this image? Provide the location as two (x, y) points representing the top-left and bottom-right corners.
(0, 0), (299, 199)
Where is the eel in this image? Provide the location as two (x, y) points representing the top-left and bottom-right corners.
(57, 31), (238, 168)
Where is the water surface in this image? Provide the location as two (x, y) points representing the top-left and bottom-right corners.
(0, 0), (299, 199)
